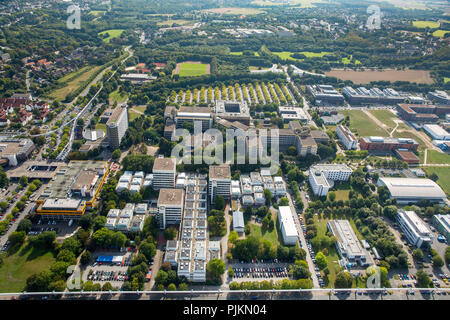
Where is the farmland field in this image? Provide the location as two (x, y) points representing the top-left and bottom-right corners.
(252, 0), (326, 8)
(156, 19), (196, 27)
(173, 62), (210, 77)
(324, 69), (434, 84)
(98, 29), (124, 43)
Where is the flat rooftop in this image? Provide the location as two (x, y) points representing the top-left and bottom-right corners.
(37, 160), (108, 201)
(209, 164), (231, 180)
(157, 188), (184, 206)
(153, 157), (176, 171)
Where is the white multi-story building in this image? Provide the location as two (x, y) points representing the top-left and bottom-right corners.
(157, 188), (184, 229)
(309, 164), (352, 197)
(327, 220), (369, 267)
(397, 210), (433, 248)
(209, 165), (231, 203)
(336, 125), (358, 150)
(152, 157), (176, 190)
(278, 206), (298, 245)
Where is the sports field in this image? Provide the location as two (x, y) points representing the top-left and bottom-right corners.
(173, 62), (210, 77)
(98, 29), (124, 43)
(324, 69), (434, 84)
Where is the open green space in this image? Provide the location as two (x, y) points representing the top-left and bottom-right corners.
(177, 63), (208, 77)
(90, 10), (106, 16)
(368, 110), (398, 129)
(433, 30), (450, 37)
(96, 123), (107, 134)
(248, 212), (280, 246)
(426, 150), (450, 165)
(109, 88), (128, 104)
(340, 110), (388, 136)
(49, 66), (102, 101)
(423, 167), (450, 195)
(57, 66), (92, 84)
(0, 244), (56, 293)
(412, 21), (440, 29)
(392, 131), (427, 151)
(445, 77), (450, 83)
(98, 29), (124, 43)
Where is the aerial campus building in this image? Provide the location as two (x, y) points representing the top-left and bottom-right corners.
(35, 161), (110, 219)
(342, 86), (404, 104)
(232, 210), (245, 234)
(327, 220), (369, 267)
(359, 136), (419, 153)
(396, 104), (439, 123)
(215, 100), (251, 126)
(428, 90), (450, 105)
(423, 124), (450, 141)
(377, 177), (447, 204)
(174, 106), (213, 132)
(306, 85), (345, 105)
(278, 206), (298, 245)
(396, 209), (433, 248)
(152, 157), (176, 190)
(0, 136), (34, 167)
(209, 164), (231, 203)
(157, 188), (184, 229)
(336, 125), (358, 150)
(100, 105), (129, 149)
(308, 164), (353, 197)
(433, 214), (450, 242)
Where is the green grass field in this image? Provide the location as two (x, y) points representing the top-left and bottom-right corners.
(249, 212), (280, 246)
(423, 167), (450, 195)
(272, 51), (331, 61)
(392, 131), (427, 151)
(49, 66), (101, 101)
(109, 88), (128, 104)
(433, 30), (450, 37)
(96, 123), (107, 134)
(98, 29), (124, 43)
(90, 10), (106, 16)
(426, 150), (450, 165)
(369, 110), (398, 129)
(57, 66), (91, 84)
(333, 190), (350, 201)
(445, 77), (450, 83)
(177, 63), (208, 77)
(0, 244), (56, 293)
(412, 21), (440, 29)
(340, 110), (388, 136)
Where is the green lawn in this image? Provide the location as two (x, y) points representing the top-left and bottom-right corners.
(392, 131), (427, 151)
(333, 190), (350, 201)
(368, 110), (398, 129)
(340, 110), (389, 137)
(272, 51), (331, 61)
(0, 244), (56, 292)
(109, 88), (128, 104)
(412, 21), (440, 29)
(96, 123), (107, 134)
(423, 167), (450, 195)
(445, 77), (450, 83)
(300, 51), (331, 58)
(229, 51), (243, 55)
(177, 63), (208, 77)
(426, 150), (450, 165)
(128, 109), (143, 122)
(98, 29), (124, 43)
(249, 212), (280, 246)
(433, 30), (450, 37)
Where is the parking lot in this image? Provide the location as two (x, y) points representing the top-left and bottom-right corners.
(28, 218), (77, 236)
(82, 251), (146, 288)
(230, 262), (291, 281)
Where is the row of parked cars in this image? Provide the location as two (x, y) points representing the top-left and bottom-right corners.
(299, 217), (325, 288)
(232, 266), (289, 279)
(1, 241), (10, 252)
(88, 270), (128, 282)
